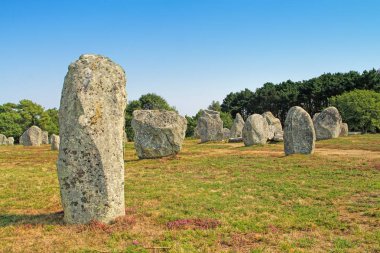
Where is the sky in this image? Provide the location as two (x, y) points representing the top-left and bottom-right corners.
(0, 0), (379, 116)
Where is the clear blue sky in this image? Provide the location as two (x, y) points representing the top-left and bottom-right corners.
(0, 0), (379, 116)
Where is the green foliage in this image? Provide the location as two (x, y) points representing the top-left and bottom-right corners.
(220, 111), (233, 129)
(0, 100), (58, 142)
(221, 69), (380, 123)
(329, 90), (380, 133)
(125, 93), (176, 141)
(207, 100), (221, 112)
(185, 110), (202, 137)
(39, 109), (59, 135)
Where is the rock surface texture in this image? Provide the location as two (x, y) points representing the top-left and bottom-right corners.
(7, 137), (14, 145)
(314, 107), (342, 140)
(132, 110), (187, 159)
(223, 128), (231, 140)
(262, 111), (283, 141)
(196, 110), (224, 143)
(242, 114), (269, 146)
(42, 131), (49, 144)
(57, 54), (126, 224)
(51, 134), (60, 150)
(284, 106), (315, 155)
(0, 134), (7, 145)
(340, 123), (349, 137)
(230, 113), (245, 138)
(20, 126), (42, 146)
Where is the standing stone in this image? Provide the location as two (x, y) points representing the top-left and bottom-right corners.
(193, 126), (200, 138)
(123, 131), (128, 144)
(312, 113), (320, 123)
(262, 111), (283, 141)
(242, 114), (269, 146)
(223, 128), (231, 140)
(314, 107), (342, 140)
(20, 126), (42, 146)
(0, 134), (7, 145)
(42, 131), (49, 144)
(7, 137), (14, 145)
(196, 110), (224, 143)
(230, 113), (245, 138)
(57, 54), (126, 224)
(51, 134), (60, 150)
(340, 123), (349, 137)
(132, 110), (187, 159)
(284, 106), (315, 155)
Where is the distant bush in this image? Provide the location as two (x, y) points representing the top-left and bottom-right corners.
(329, 90), (380, 133)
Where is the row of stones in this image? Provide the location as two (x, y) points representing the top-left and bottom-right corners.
(16, 125), (60, 150)
(0, 134), (14, 145)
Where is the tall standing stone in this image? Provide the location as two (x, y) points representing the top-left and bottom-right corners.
(42, 131), (49, 144)
(51, 134), (60, 150)
(196, 110), (224, 143)
(132, 110), (187, 159)
(230, 113), (245, 138)
(284, 106), (315, 155)
(57, 54), (126, 224)
(314, 107), (342, 140)
(242, 114), (269, 146)
(20, 126), (43, 146)
(222, 128), (231, 140)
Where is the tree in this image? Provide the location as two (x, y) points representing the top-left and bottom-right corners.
(208, 100), (221, 112)
(39, 108), (59, 135)
(17, 99), (44, 129)
(329, 90), (380, 133)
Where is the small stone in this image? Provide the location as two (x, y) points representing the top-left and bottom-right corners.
(20, 126), (43, 146)
(42, 131), (49, 144)
(314, 107), (342, 140)
(242, 114), (269, 146)
(284, 106), (315, 155)
(228, 137), (243, 143)
(7, 137), (14, 145)
(196, 110), (224, 143)
(223, 128), (231, 140)
(50, 134), (60, 150)
(230, 113), (245, 138)
(132, 110), (187, 159)
(340, 123), (349, 137)
(0, 134), (7, 145)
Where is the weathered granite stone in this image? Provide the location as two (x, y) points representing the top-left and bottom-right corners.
(228, 137), (243, 143)
(262, 111), (283, 141)
(314, 107), (342, 140)
(312, 113), (320, 123)
(51, 134), (60, 150)
(7, 137), (14, 145)
(0, 134), (7, 145)
(132, 110), (187, 159)
(123, 131), (128, 144)
(273, 132), (284, 142)
(223, 128), (231, 140)
(230, 113), (244, 138)
(42, 131), (49, 144)
(20, 126), (42, 146)
(57, 54), (126, 224)
(284, 106), (315, 155)
(242, 114), (269, 146)
(340, 123), (349, 137)
(193, 126), (200, 138)
(196, 110), (224, 143)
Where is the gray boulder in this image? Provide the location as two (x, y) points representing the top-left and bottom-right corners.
(20, 126), (42, 146)
(312, 113), (320, 123)
(314, 107), (342, 140)
(42, 131), (49, 144)
(284, 106), (315, 155)
(340, 123), (349, 137)
(242, 114), (269, 146)
(7, 137), (14, 145)
(262, 112), (283, 141)
(230, 113), (244, 138)
(196, 110), (224, 143)
(57, 54), (126, 224)
(0, 134), (7, 145)
(132, 110), (187, 159)
(223, 128), (231, 140)
(51, 134), (60, 150)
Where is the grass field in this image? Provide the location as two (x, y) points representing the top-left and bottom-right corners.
(0, 135), (379, 252)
